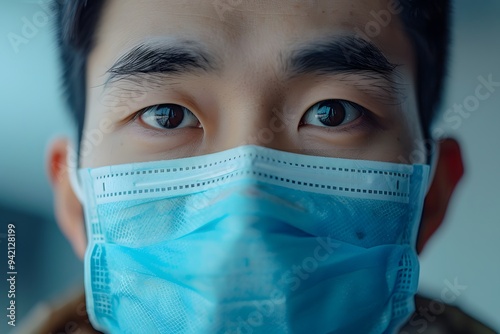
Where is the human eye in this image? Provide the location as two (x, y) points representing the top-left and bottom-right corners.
(300, 99), (365, 128)
(138, 104), (201, 130)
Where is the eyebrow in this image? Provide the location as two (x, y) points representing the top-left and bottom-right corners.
(285, 36), (397, 79)
(105, 40), (217, 85)
(105, 36), (399, 94)
(285, 36), (401, 103)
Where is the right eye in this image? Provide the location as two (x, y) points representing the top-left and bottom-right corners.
(138, 104), (201, 130)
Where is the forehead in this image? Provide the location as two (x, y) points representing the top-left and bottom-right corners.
(91, 0), (414, 76)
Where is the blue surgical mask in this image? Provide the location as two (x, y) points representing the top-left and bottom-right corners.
(70, 145), (429, 334)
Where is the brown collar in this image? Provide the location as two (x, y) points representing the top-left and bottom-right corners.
(16, 289), (496, 334)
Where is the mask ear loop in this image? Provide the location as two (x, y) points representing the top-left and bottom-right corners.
(67, 141), (85, 203)
(426, 138), (439, 195)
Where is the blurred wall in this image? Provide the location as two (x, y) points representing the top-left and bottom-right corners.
(0, 0), (499, 332)
(418, 2), (500, 330)
(0, 2), (83, 334)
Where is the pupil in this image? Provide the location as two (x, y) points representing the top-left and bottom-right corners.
(156, 104), (184, 129)
(318, 100), (346, 126)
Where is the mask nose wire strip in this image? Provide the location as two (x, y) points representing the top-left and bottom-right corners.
(135, 161), (244, 188)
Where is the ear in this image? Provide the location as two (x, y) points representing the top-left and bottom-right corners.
(416, 138), (464, 254)
(47, 138), (86, 260)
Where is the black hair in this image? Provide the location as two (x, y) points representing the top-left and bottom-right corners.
(52, 0), (106, 150)
(53, 0), (451, 148)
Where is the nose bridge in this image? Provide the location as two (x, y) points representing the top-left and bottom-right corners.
(212, 87), (291, 152)
(208, 42), (293, 152)
(228, 112), (282, 152)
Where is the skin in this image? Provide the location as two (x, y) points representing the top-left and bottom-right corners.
(48, 0), (463, 259)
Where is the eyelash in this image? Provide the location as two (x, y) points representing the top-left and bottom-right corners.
(140, 104), (200, 129)
(300, 99), (367, 129)
(132, 99), (372, 132)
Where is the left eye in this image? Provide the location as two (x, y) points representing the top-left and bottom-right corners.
(138, 104), (201, 130)
(300, 99), (364, 127)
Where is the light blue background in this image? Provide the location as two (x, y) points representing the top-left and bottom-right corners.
(0, 0), (499, 332)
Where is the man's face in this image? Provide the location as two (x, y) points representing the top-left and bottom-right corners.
(50, 0), (461, 327)
(81, 0), (422, 168)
